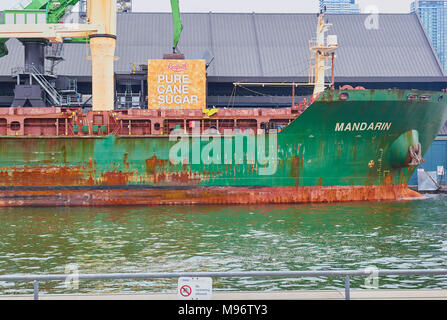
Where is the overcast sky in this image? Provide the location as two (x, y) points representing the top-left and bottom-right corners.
(0, 0), (415, 13)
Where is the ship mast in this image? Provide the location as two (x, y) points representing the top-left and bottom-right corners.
(310, 11), (338, 97)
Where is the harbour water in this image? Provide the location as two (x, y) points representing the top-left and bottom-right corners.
(0, 194), (446, 295)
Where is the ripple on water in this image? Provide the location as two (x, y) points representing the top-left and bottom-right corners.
(0, 196), (447, 293)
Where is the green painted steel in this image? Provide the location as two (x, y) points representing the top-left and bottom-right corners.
(170, 0), (183, 51)
(46, 0), (80, 24)
(0, 89), (446, 189)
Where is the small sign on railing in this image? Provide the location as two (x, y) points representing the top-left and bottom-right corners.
(177, 277), (212, 300)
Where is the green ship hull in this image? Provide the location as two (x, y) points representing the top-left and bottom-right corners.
(0, 89), (446, 206)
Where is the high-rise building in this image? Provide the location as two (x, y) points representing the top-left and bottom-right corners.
(117, 0), (132, 13)
(319, 0), (360, 13)
(79, 0), (132, 17)
(411, 0), (447, 72)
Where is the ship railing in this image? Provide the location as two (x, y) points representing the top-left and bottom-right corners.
(12, 64), (63, 106)
(309, 38), (338, 51)
(1, 269), (447, 300)
(11, 66), (30, 77)
(28, 64), (63, 106)
(130, 62), (148, 74)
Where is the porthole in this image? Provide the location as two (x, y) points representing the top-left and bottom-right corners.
(10, 121), (20, 131)
(339, 92), (349, 100)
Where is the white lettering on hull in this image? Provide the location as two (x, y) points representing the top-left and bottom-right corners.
(335, 122), (392, 132)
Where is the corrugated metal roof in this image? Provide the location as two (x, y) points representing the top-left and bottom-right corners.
(0, 12), (444, 78)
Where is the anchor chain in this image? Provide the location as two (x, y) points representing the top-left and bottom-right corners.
(409, 143), (441, 190)
(409, 143), (423, 166)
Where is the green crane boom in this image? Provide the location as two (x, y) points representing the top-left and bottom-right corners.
(170, 0), (183, 52)
(47, 0), (80, 23)
(0, 0), (81, 58)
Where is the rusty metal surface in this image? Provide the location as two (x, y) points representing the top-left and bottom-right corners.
(0, 185), (422, 207)
(0, 105), (302, 136)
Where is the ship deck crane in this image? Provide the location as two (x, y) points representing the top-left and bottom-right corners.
(0, 0), (117, 111)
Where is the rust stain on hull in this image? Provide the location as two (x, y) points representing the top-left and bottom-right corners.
(0, 185), (422, 207)
(99, 171), (132, 185)
(0, 166), (94, 186)
(145, 155), (168, 175)
(0, 164), (204, 187)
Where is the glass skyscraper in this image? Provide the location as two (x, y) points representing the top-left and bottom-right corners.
(411, 0), (447, 72)
(319, 0), (360, 13)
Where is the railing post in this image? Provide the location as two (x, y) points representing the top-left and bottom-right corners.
(33, 280), (39, 301)
(344, 276), (350, 300)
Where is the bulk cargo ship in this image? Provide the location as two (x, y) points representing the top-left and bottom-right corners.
(0, 0), (446, 206)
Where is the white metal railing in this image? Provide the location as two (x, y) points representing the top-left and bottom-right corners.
(1, 269), (447, 300)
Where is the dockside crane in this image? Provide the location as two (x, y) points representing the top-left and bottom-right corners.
(0, 0), (117, 111)
(0, 0), (84, 59)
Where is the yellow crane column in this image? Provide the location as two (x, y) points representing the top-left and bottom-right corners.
(87, 0), (117, 111)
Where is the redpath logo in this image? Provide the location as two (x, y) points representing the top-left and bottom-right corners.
(167, 62), (188, 72)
